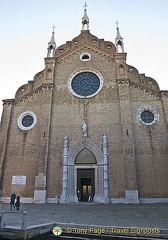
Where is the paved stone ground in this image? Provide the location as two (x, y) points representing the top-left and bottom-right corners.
(1, 203), (168, 229)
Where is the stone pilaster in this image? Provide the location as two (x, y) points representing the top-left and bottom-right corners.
(114, 53), (127, 79)
(44, 58), (55, 83)
(34, 83), (54, 203)
(0, 100), (14, 187)
(103, 134), (110, 203)
(60, 135), (69, 203)
(32, 57), (55, 203)
(161, 91), (168, 126)
(117, 79), (139, 203)
(34, 58), (55, 203)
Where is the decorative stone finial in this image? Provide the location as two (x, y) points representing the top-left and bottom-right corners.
(103, 134), (107, 145)
(47, 25), (56, 58)
(64, 135), (68, 145)
(115, 21), (124, 53)
(82, 2), (89, 30)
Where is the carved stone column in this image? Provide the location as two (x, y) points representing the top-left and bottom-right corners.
(60, 136), (68, 203)
(103, 134), (110, 203)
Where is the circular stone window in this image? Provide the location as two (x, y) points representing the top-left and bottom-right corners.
(22, 115), (34, 127)
(138, 105), (159, 125)
(68, 69), (104, 98)
(17, 111), (37, 130)
(141, 111), (154, 124)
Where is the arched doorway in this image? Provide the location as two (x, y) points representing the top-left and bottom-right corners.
(61, 138), (106, 203)
(75, 149), (96, 202)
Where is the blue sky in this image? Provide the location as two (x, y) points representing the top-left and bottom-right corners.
(0, 0), (168, 117)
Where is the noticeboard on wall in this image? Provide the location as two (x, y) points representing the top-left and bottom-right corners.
(12, 175), (26, 185)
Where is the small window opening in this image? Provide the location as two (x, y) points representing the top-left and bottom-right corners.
(141, 111), (154, 124)
(22, 115), (34, 127)
(117, 41), (123, 53)
(82, 54), (89, 60)
(80, 53), (91, 61)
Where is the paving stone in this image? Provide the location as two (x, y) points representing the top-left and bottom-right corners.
(1, 203), (168, 229)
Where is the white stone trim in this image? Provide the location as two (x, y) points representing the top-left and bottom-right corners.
(34, 190), (47, 204)
(111, 198), (168, 204)
(111, 198), (126, 204)
(2, 197), (33, 203)
(80, 52), (91, 61)
(17, 111), (37, 130)
(140, 198), (168, 204)
(46, 198), (55, 203)
(3, 196), (168, 204)
(68, 138), (103, 165)
(67, 68), (104, 98)
(46, 197), (61, 204)
(65, 138), (104, 203)
(60, 136), (69, 203)
(125, 190), (139, 204)
(137, 105), (159, 125)
(103, 134), (110, 203)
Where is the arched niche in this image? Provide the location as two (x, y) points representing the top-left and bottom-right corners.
(75, 149), (97, 164)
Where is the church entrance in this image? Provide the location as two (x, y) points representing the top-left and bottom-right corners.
(77, 169), (94, 202)
(63, 139), (106, 203)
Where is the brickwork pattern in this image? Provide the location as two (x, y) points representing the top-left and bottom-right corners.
(0, 30), (168, 201)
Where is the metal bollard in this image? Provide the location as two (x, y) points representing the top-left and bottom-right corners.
(21, 211), (27, 230)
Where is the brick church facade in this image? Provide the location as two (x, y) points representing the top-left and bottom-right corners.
(0, 7), (168, 204)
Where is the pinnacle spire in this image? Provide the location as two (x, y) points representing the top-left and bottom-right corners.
(116, 21), (122, 38)
(115, 21), (124, 53)
(47, 25), (56, 58)
(82, 2), (89, 30)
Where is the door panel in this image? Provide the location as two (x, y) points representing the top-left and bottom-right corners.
(77, 169), (94, 202)
(81, 178), (91, 201)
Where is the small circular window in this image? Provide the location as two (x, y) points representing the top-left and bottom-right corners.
(17, 111), (37, 130)
(138, 105), (159, 125)
(22, 115), (34, 127)
(141, 111), (154, 124)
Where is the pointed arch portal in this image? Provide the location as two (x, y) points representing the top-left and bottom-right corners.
(61, 138), (107, 203)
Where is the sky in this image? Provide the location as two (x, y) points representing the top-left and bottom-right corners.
(0, 0), (168, 118)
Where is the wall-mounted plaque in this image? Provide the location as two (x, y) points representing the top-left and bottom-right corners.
(12, 176), (26, 185)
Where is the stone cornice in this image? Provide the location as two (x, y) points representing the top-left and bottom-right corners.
(130, 81), (160, 97)
(2, 99), (14, 106)
(116, 79), (161, 98)
(160, 91), (168, 99)
(116, 79), (130, 86)
(12, 84), (54, 106)
(56, 43), (114, 63)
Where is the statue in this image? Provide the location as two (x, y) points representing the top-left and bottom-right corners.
(103, 134), (107, 146)
(82, 122), (88, 137)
